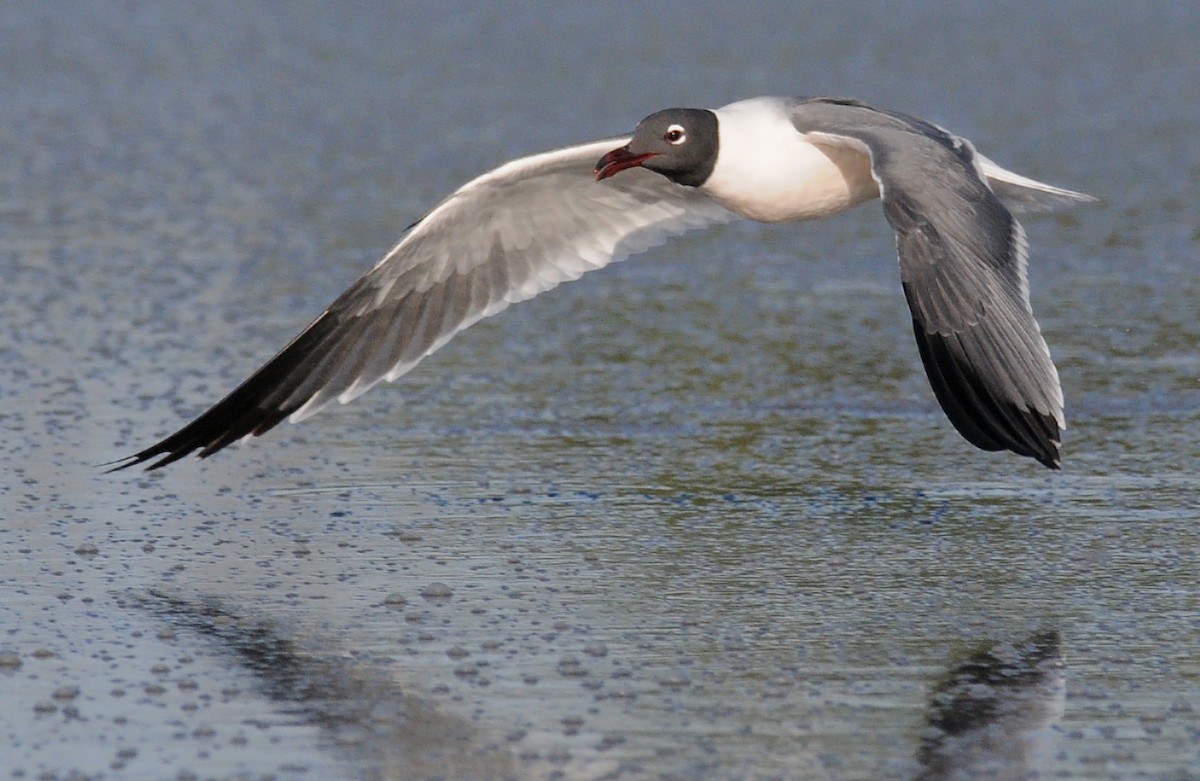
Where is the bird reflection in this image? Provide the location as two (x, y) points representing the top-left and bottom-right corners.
(917, 631), (1065, 781)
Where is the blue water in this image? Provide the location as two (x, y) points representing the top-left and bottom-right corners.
(2, 2), (1199, 779)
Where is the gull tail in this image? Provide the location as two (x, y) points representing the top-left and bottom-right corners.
(977, 154), (1097, 214)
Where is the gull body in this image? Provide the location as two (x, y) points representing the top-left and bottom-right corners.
(704, 98), (880, 222)
(115, 96), (1094, 472)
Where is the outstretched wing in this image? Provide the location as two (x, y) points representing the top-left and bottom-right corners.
(114, 137), (733, 471)
(795, 98), (1067, 468)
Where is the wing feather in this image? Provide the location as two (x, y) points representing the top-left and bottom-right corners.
(114, 138), (733, 470)
(797, 100), (1066, 468)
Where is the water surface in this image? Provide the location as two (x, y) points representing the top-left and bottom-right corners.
(2, 3), (1199, 779)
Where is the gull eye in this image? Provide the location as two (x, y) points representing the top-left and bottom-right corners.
(664, 124), (686, 145)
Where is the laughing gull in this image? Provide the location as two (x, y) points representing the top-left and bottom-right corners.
(113, 96), (1094, 472)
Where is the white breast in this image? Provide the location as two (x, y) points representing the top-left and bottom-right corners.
(702, 98), (880, 223)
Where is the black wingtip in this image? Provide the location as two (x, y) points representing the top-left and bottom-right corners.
(912, 324), (1063, 470)
(1028, 414), (1063, 471)
(106, 310), (344, 474)
(102, 441), (201, 473)
(101, 456), (143, 474)
(105, 401), (298, 474)
(1028, 431), (1063, 471)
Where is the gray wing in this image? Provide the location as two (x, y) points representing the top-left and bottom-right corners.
(794, 98), (1066, 468)
(116, 138), (734, 470)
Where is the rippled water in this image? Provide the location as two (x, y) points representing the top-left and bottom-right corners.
(2, 3), (1199, 779)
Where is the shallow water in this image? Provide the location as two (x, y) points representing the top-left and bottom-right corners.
(3, 2), (1199, 779)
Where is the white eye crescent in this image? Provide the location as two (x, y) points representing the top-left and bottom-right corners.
(664, 124), (686, 145)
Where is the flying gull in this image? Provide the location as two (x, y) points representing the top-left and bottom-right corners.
(112, 96), (1094, 472)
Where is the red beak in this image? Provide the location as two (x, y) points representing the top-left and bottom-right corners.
(594, 145), (660, 181)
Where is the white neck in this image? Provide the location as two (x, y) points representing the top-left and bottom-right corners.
(702, 98), (879, 224)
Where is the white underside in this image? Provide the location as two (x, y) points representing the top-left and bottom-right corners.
(702, 98), (880, 223)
